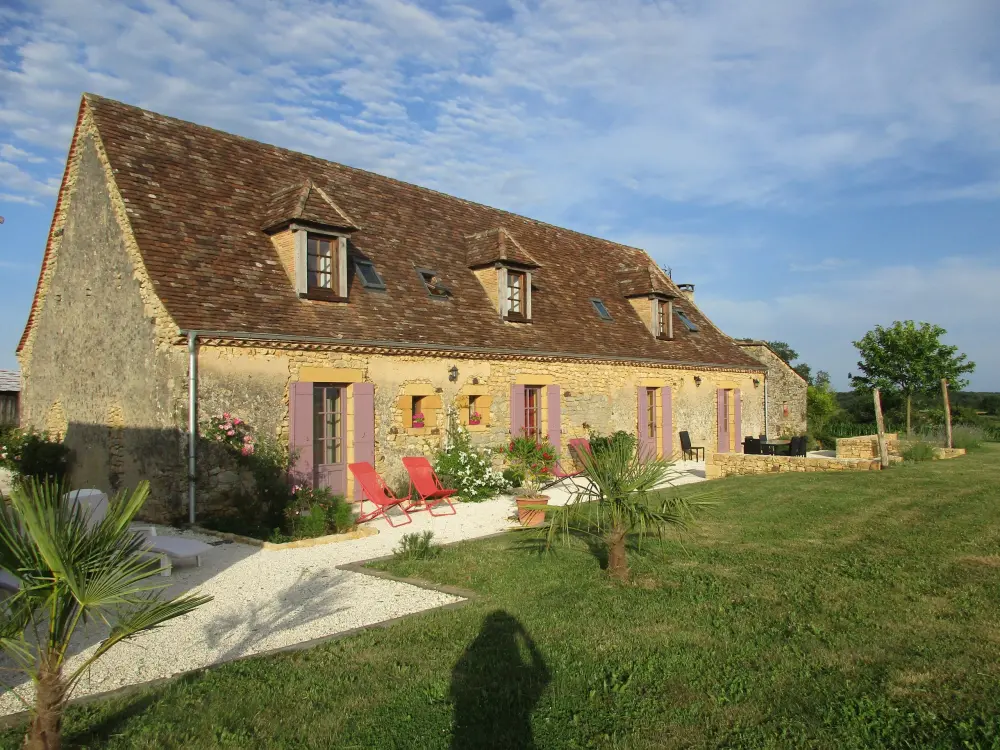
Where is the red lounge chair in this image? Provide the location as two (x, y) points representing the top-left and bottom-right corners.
(541, 438), (592, 490)
(349, 462), (414, 527)
(402, 457), (459, 516)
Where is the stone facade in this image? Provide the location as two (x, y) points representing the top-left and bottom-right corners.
(836, 434), (900, 460)
(736, 342), (807, 437)
(705, 452), (880, 478)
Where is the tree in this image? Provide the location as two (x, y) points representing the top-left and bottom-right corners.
(766, 341), (798, 365)
(849, 321), (976, 435)
(807, 378), (842, 447)
(544, 440), (708, 581)
(815, 370), (832, 389)
(0, 480), (211, 749)
(793, 363), (813, 385)
(981, 394), (1000, 416)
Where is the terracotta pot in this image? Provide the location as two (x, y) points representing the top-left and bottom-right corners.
(516, 495), (550, 527)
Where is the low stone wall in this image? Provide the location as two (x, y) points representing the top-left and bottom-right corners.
(705, 452), (880, 478)
(836, 434), (899, 460)
(934, 447), (966, 460)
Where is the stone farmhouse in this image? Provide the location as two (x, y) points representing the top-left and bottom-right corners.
(18, 94), (787, 522)
(735, 342), (808, 437)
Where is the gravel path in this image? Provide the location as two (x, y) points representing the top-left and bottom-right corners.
(0, 464), (706, 715)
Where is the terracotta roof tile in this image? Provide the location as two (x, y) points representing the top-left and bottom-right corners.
(79, 94), (761, 370)
(466, 227), (539, 268)
(260, 180), (358, 233)
(617, 264), (681, 298)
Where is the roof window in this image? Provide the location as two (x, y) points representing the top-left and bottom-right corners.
(417, 268), (450, 298)
(354, 259), (386, 290)
(676, 309), (699, 332)
(590, 298), (612, 320)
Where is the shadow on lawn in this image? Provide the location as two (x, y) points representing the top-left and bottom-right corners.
(450, 610), (550, 750)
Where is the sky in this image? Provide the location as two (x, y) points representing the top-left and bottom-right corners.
(1, 0), (999, 390)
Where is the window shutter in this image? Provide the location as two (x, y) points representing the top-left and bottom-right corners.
(637, 387), (653, 460)
(717, 388), (727, 454)
(510, 384), (525, 437)
(352, 383), (375, 500)
(293, 230), (308, 296)
(546, 385), (561, 454)
(338, 236), (349, 298)
(734, 388), (743, 453)
(498, 267), (509, 317)
(662, 386), (673, 459)
(525, 271), (533, 319)
(288, 382), (314, 485)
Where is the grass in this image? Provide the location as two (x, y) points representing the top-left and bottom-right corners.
(3, 448), (1000, 748)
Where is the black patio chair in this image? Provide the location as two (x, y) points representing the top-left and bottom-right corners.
(743, 436), (761, 455)
(678, 431), (705, 461)
(790, 436), (807, 457)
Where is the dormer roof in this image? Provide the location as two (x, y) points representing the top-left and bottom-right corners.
(260, 180), (359, 234)
(465, 227), (540, 269)
(616, 264), (679, 298)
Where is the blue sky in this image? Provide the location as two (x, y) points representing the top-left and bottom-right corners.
(1, 0), (999, 389)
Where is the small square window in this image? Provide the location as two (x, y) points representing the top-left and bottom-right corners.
(354, 259), (385, 290)
(417, 268), (450, 298)
(676, 309), (699, 332)
(590, 298), (612, 320)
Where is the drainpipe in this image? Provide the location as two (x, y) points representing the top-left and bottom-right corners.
(187, 331), (198, 525)
(763, 378), (769, 439)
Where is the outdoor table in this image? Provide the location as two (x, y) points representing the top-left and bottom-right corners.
(763, 439), (791, 456)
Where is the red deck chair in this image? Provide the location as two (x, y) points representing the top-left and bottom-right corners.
(349, 462), (414, 527)
(401, 457), (459, 516)
(541, 438), (592, 490)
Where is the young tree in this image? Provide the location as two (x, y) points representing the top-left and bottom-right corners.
(0, 480), (211, 749)
(849, 321), (976, 435)
(766, 341), (798, 365)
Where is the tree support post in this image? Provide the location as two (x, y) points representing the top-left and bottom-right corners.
(874, 389), (890, 469)
(941, 378), (952, 449)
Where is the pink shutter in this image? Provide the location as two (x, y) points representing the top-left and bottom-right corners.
(734, 388), (743, 453)
(661, 386), (673, 460)
(546, 385), (561, 454)
(637, 387), (653, 460)
(289, 382), (314, 486)
(352, 383), (375, 501)
(717, 388), (727, 453)
(511, 384), (525, 437)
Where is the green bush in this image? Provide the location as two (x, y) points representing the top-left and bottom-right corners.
(433, 415), (510, 501)
(393, 530), (439, 560)
(0, 428), (70, 487)
(281, 486), (356, 540)
(902, 441), (936, 462)
(587, 430), (636, 458)
(950, 425), (985, 452)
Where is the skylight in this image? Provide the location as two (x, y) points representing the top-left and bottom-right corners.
(416, 268), (450, 298)
(590, 298), (612, 320)
(676, 309), (699, 332)
(354, 259), (386, 290)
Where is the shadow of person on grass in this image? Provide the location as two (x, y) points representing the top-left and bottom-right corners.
(450, 610), (550, 749)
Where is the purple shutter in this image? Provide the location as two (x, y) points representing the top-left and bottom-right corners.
(289, 382), (314, 486)
(352, 383), (375, 501)
(637, 387), (654, 460)
(661, 386), (673, 460)
(734, 388), (743, 453)
(717, 388), (727, 453)
(547, 385), (561, 454)
(511, 384), (525, 437)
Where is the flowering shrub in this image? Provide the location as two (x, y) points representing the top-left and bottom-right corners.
(0, 427), (22, 472)
(0, 428), (70, 487)
(504, 433), (558, 497)
(412, 412), (426, 428)
(203, 413), (255, 456)
(468, 412), (482, 425)
(271, 485), (355, 541)
(433, 413), (510, 502)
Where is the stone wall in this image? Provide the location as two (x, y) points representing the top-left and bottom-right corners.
(836, 434), (900, 459)
(934, 447), (966, 460)
(737, 343), (807, 437)
(705, 451), (880, 478)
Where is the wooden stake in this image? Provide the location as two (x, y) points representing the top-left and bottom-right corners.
(942, 378), (953, 449)
(874, 388), (889, 469)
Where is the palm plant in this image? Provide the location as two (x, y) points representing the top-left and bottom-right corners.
(0, 480), (211, 750)
(545, 439), (705, 581)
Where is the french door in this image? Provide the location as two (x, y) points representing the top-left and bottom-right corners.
(313, 384), (347, 496)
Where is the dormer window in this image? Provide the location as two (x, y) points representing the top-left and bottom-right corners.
(302, 232), (348, 301)
(355, 259), (386, 290)
(499, 266), (532, 321)
(417, 268), (450, 298)
(655, 298), (673, 340)
(676, 309), (699, 332)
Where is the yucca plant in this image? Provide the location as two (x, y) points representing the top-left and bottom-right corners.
(545, 439), (709, 581)
(0, 480), (211, 749)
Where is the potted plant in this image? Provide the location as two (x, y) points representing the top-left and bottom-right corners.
(505, 434), (557, 526)
(468, 411), (482, 426)
(412, 412), (425, 429)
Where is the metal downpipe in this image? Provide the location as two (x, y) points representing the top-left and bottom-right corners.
(187, 331), (198, 525)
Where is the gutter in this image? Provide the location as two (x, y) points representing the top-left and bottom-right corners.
(175, 329), (766, 374)
(187, 331), (198, 525)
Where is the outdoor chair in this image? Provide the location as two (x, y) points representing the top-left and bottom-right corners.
(540, 438), (592, 491)
(349, 462), (415, 527)
(66, 489), (212, 576)
(402, 457), (458, 516)
(678, 431), (705, 461)
(743, 437), (761, 455)
(790, 436), (808, 457)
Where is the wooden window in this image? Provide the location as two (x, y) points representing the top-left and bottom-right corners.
(468, 395), (481, 425)
(656, 299), (674, 339)
(313, 384), (343, 466)
(507, 271), (526, 318)
(307, 235), (338, 295)
(524, 385), (542, 437)
(646, 388), (658, 440)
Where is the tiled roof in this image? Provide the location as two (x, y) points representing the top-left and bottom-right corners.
(61, 94), (761, 370)
(617, 264), (681, 298)
(260, 181), (358, 233)
(465, 227), (540, 269)
(0, 370), (21, 392)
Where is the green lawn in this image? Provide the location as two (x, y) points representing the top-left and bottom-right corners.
(4, 448), (1000, 749)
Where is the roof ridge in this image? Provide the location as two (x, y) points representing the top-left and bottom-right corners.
(80, 93), (657, 260)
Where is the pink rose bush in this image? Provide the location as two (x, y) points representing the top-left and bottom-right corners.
(203, 412), (256, 456)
